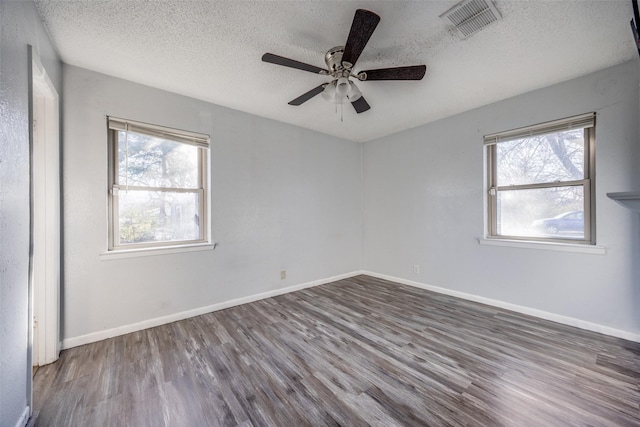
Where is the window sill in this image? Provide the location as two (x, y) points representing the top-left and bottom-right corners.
(477, 238), (606, 254)
(100, 242), (216, 260)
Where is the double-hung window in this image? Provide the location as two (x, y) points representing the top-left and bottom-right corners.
(485, 113), (595, 244)
(107, 117), (210, 250)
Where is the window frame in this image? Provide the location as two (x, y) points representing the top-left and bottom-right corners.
(485, 113), (596, 245)
(107, 117), (210, 251)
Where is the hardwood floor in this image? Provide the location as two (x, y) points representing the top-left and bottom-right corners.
(31, 275), (640, 426)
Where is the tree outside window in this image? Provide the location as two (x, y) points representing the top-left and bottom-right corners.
(108, 118), (209, 250)
(486, 114), (595, 244)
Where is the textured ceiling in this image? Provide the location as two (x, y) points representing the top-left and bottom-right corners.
(35, 0), (637, 142)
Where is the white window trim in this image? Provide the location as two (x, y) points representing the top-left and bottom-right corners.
(100, 242), (216, 260)
(107, 116), (211, 252)
(477, 238), (606, 254)
(485, 112), (596, 245)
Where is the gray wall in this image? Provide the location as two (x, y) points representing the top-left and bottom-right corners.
(0, 1), (62, 426)
(62, 65), (362, 343)
(363, 60), (640, 336)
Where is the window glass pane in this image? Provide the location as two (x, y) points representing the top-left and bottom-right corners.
(496, 186), (584, 239)
(118, 190), (201, 244)
(118, 130), (198, 189)
(496, 129), (584, 186)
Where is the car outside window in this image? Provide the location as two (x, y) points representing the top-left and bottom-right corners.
(485, 113), (595, 244)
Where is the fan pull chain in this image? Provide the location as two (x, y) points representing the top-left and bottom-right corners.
(334, 94), (343, 122)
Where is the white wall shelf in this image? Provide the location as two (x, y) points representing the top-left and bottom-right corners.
(607, 191), (640, 213)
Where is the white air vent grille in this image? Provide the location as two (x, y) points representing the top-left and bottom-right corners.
(441, 0), (502, 38)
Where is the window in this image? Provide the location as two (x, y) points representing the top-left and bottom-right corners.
(485, 113), (595, 244)
(107, 117), (209, 250)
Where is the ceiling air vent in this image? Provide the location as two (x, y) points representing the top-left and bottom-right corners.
(440, 0), (502, 38)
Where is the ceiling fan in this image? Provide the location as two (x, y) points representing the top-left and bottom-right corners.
(262, 9), (426, 114)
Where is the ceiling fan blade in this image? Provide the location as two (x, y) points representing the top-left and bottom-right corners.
(351, 96), (371, 114)
(288, 84), (326, 106)
(262, 53), (327, 74)
(342, 9), (380, 67)
(360, 65), (426, 81)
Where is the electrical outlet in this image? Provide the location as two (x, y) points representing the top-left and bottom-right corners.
(280, 270), (286, 280)
(413, 264), (420, 274)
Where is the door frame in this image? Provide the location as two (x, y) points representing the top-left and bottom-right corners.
(29, 47), (61, 372)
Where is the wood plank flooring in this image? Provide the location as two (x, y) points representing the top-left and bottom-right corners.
(31, 275), (640, 426)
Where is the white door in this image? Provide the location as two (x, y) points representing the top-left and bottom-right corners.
(31, 53), (61, 367)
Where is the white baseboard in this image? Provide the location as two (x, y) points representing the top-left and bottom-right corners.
(15, 406), (30, 427)
(362, 270), (640, 343)
(61, 271), (361, 349)
(62, 269), (640, 349)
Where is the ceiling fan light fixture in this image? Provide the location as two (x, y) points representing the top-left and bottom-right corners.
(335, 77), (350, 97)
(321, 81), (336, 101)
(347, 81), (362, 101)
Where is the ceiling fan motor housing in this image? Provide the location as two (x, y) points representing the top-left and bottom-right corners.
(324, 46), (346, 73)
(324, 46), (367, 82)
